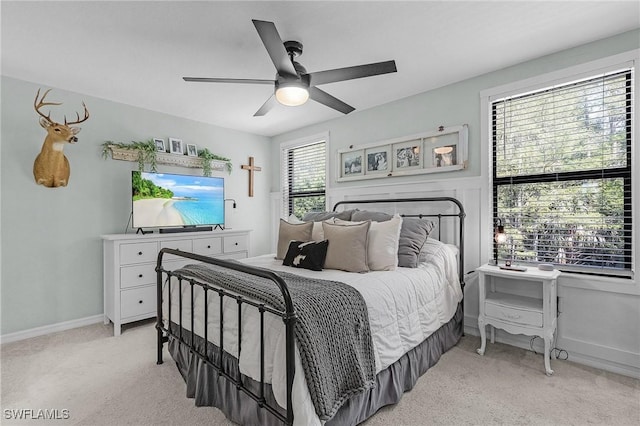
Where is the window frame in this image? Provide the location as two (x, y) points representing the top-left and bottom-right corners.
(481, 51), (637, 279)
(280, 132), (329, 218)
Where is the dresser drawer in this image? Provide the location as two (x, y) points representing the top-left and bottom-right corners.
(120, 264), (156, 288)
(485, 300), (543, 327)
(121, 285), (156, 319)
(120, 242), (158, 265)
(193, 237), (223, 256)
(224, 235), (247, 253)
(160, 239), (193, 260)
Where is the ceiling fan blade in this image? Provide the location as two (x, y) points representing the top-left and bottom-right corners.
(254, 95), (277, 116)
(252, 19), (297, 77)
(183, 77), (275, 85)
(309, 87), (355, 114)
(306, 60), (397, 86)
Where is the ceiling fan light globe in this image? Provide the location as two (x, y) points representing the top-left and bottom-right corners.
(275, 86), (309, 106)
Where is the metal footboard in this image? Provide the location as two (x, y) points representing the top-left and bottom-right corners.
(155, 249), (297, 425)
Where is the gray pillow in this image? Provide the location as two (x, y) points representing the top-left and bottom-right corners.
(398, 218), (435, 268)
(276, 219), (313, 260)
(351, 210), (393, 222)
(302, 209), (355, 222)
(322, 221), (371, 273)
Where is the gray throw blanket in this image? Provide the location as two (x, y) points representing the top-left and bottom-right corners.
(174, 263), (376, 420)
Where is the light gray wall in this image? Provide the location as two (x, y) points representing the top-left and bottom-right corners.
(271, 30), (640, 189)
(0, 77), (271, 335)
(271, 30), (640, 376)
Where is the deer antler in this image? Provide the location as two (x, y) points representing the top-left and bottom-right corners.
(64, 102), (90, 125)
(34, 88), (62, 124)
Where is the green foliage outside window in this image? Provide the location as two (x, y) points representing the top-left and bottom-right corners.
(493, 71), (631, 272)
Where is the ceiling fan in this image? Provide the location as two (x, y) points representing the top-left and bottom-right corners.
(183, 19), (397, 116)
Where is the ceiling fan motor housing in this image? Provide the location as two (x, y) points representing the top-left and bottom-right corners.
(284, 40), (303, 58)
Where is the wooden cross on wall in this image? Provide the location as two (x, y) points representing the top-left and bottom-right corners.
(241, 156), (262, 197)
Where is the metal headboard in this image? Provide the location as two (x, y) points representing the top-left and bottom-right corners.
(332, 197), (466, 290)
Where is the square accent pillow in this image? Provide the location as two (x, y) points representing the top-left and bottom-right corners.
(398, 218), (435, 268)
(288, 214), (325, 241)
(302, 209), (356, 222)
(322, 221), (371, 273)
(283, 240), (329, 271)
(351, 210), (393, 222)
(335, 215), (403, 271)
(276, 219), (313, 260)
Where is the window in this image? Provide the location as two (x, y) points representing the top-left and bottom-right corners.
(282, 139), (326, 218)
(492, 69), (633, 276)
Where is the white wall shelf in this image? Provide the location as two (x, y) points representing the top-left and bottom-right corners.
(107, 145), (228, 172)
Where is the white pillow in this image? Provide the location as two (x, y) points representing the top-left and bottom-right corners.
(288, 214), (325, 240)
(335, 214), (403, 271)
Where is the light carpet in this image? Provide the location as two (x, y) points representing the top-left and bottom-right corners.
(1, 320), (638, 425)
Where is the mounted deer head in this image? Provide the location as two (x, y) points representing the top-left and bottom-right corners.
(33, 89), (89, 187)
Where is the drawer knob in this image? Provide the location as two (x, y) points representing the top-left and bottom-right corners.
(235, 242), (238, 246)
(138, 251), (143, 256)
(138, 274), (143, 278)
(138, 300), (143, 304)
(207, 245), (211, 249)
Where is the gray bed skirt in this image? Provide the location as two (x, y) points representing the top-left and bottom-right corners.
(168, 303), (463, 425)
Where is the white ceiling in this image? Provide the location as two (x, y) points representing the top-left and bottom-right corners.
(2, 1), (639, 137)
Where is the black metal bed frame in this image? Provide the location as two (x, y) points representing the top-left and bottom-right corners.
(155, 197), (465, 426)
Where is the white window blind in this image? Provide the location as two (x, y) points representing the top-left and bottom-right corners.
(283, 140), (326, 218)
(492, 69), (632, 276)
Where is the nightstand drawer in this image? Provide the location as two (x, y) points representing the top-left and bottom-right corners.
(224, 235), (247, 253)
(485, 298), (543, 327)
(121, 285), (156, 319)
(120, 264), (156, 288)
(120, 242), (158, 265)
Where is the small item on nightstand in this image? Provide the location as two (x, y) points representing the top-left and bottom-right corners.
(499, 265), (527, 272)
(499, 260), (527, 271)
(538, 263), (555, 271)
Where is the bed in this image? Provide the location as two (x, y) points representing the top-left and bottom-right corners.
(155, 197), (466, 425)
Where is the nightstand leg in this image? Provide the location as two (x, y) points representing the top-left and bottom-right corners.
(490, 325), (495, 344)
(477, 317), (486, 356)
(544, 334), (554, 376)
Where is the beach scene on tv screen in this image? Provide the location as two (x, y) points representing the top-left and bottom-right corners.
(132, 172), (224, 227)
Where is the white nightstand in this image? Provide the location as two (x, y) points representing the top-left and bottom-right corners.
(476, 263), (561, 375)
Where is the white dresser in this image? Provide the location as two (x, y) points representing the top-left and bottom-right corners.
(102, 229), (251, 336)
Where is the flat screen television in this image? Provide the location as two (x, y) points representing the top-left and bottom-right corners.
(132, 171), (224, 230)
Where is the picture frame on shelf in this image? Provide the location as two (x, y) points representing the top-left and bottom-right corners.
(154, 138), (166, 152)
(340, 149), (364, 179)
(335, 124), (468, 182)
(365, 145), (391, 176)
(423, 129), (463, 170)
(186, 143), (198, 157)
(432, 144), (457, 167)
(392, 139), (422, 172)
(169, 138), (183, 155)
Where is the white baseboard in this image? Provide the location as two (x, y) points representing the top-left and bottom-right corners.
(0, 314), (104, 345)
(463, 314), (640, 379)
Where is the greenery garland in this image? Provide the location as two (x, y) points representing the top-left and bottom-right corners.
(102, 140), (158, 172)
(198, 148), (232, 176)
(101, 141), (232, 176)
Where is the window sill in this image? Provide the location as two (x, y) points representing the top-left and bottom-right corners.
(559, 272), (639, 295)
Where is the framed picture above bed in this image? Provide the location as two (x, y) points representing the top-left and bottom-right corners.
(365, 145), (391, 176)
(336, 124), (468, 182)
(339, 149), (364, 179)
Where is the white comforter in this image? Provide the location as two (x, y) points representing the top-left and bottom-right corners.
(163, 238), (462, 425)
